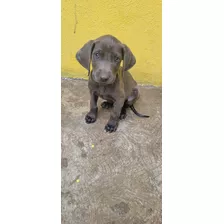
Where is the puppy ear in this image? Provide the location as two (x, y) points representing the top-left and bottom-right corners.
(122, 44), (136, 71)
(76, 40), (95, 71)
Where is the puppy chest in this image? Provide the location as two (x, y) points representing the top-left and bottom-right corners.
(97, 86), (115, 102)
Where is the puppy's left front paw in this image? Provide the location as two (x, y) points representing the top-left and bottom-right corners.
(104, 121), (118, 133)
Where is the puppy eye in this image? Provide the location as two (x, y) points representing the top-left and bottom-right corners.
(114, 56), (120, 62)
(94, 52), (100, 59)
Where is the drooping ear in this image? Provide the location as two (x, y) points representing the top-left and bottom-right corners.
(76, 40), (95, 71)
(122, 44), (136, 71)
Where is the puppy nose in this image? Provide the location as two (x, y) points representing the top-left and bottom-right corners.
(100, 76), (109, 82)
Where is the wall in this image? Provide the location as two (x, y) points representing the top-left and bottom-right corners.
(62, 0), (162, 86)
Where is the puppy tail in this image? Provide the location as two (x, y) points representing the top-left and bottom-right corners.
(129, 105), (150, 118)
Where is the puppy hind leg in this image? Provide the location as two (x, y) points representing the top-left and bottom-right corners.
(119, 101), (128, 120)
(126, 87), (139, 106)
(101, 101), (114, 109)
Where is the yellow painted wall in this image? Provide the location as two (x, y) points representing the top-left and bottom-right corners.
(62, 0), (162, 86)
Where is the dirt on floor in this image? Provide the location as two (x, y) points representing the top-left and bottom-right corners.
(61, 78), (162, 224)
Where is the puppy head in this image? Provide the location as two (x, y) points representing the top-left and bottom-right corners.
(76, 35), (136, 85)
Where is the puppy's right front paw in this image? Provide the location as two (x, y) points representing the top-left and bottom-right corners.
(85, 113), (97, 124)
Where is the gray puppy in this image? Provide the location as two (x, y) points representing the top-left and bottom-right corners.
(76, 35), (149, 133)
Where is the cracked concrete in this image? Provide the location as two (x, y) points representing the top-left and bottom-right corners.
(61, 78), (162, 224)
(74, 4), (78, 34)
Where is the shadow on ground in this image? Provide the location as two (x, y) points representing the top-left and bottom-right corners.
(61, 78), (162, 224)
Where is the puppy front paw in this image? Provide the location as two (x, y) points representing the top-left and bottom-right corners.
(104, 120), (119, 133)
(85, 112), (97, 124)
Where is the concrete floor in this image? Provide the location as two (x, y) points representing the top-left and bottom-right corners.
(61, 78), (162, 224)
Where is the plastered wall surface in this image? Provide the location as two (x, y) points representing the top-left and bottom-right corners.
(62, 0), (162, 86)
